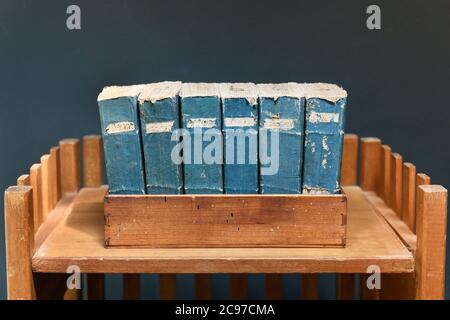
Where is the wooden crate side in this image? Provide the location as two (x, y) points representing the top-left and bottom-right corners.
(104, 194), (347, 248)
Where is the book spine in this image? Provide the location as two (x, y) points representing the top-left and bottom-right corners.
(302, 97), (346, 194)
(222, 98), (259, 194)
(181, 96), (223, 194)
(139, 97), (183, 194)
(259, 96), (305, 194)
(98, 97), (146, 194)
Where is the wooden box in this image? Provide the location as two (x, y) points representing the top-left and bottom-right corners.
(104, 193), (347, 248)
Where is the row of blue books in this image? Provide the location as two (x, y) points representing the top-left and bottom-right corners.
(97, 82), (347, 195)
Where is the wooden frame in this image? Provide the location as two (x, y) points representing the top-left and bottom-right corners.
(104, 193), (347, 248)
(3, 134), (447, 300)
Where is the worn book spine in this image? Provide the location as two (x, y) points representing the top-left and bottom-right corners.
(139, 82), (183, 194)
(258, 84), (305, 194)
(180, 83), (223, 194)
(302, 84), (347, 194)
(98, 85), (146, 194)
(221, 83), (259, 194)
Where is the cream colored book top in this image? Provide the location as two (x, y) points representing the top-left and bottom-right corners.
(257, 82), (305, 100)
(180, 82), (220, 98)
(300, 82), (347, 103)
(97, 84), (145, 101)
(138, 81), (182, 104)
(219, 82), (258, 105)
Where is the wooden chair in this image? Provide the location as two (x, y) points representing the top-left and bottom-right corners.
(4, 134), (447, 300)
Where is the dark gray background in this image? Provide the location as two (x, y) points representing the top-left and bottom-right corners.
(1, 0), (449, 299)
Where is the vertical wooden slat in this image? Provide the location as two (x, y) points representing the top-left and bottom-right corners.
(59, 139), (80, 194)
(265, 274), (283, 300)
(50, 147), (61, 201)
(402, 163), (416, 231)
(160, 274), (177, 300)
(359, 137), (381, 191)
(17, 174), (30, 186)
(416, 173), (431, 187)
(360, 273), (380, 300)
(83, 135), (103, 187)
(87, 274), (105, 300)
(336, 134), (357, 300)
(4, 186), (36, 300)
(359, 139), (383, 299)
(340, 134), (358, 186)
(336, 274), (354, 300)
(195, 274), (212, 300)
(30, 164), (43, 230)
(381, 145), (392, 203)
(123, 274), (140, 300)
(415, 185), (447, 300)
(49, 148), (58, 208)
(40, 155), (51, 218)
(390, 153), (403, 216)
(380, 171), (431, 300)
(301, 274), (318, 300)
(82, 136), (105, 300)
(230, 274), (247, 299)
(58, 140), (80, 300)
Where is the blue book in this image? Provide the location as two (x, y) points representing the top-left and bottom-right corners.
(97, 85), (146, 194)
(139, 81), (183, 194)
(301, 83), (347, 194)
(180, 83), (223, 194)
(257, 83), (305, 194)
(220, 83), (259, 194)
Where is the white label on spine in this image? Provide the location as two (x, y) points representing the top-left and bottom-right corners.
(263, 118), (294, 130)
(308, 112), (340, 123)
(105, 121), (135, 134)
(187, 118), (216, 128)
(146, 121), (174, 133)
(224, 117), (256, 127)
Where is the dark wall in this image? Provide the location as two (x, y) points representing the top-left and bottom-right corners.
(1, 0), (449, 299)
